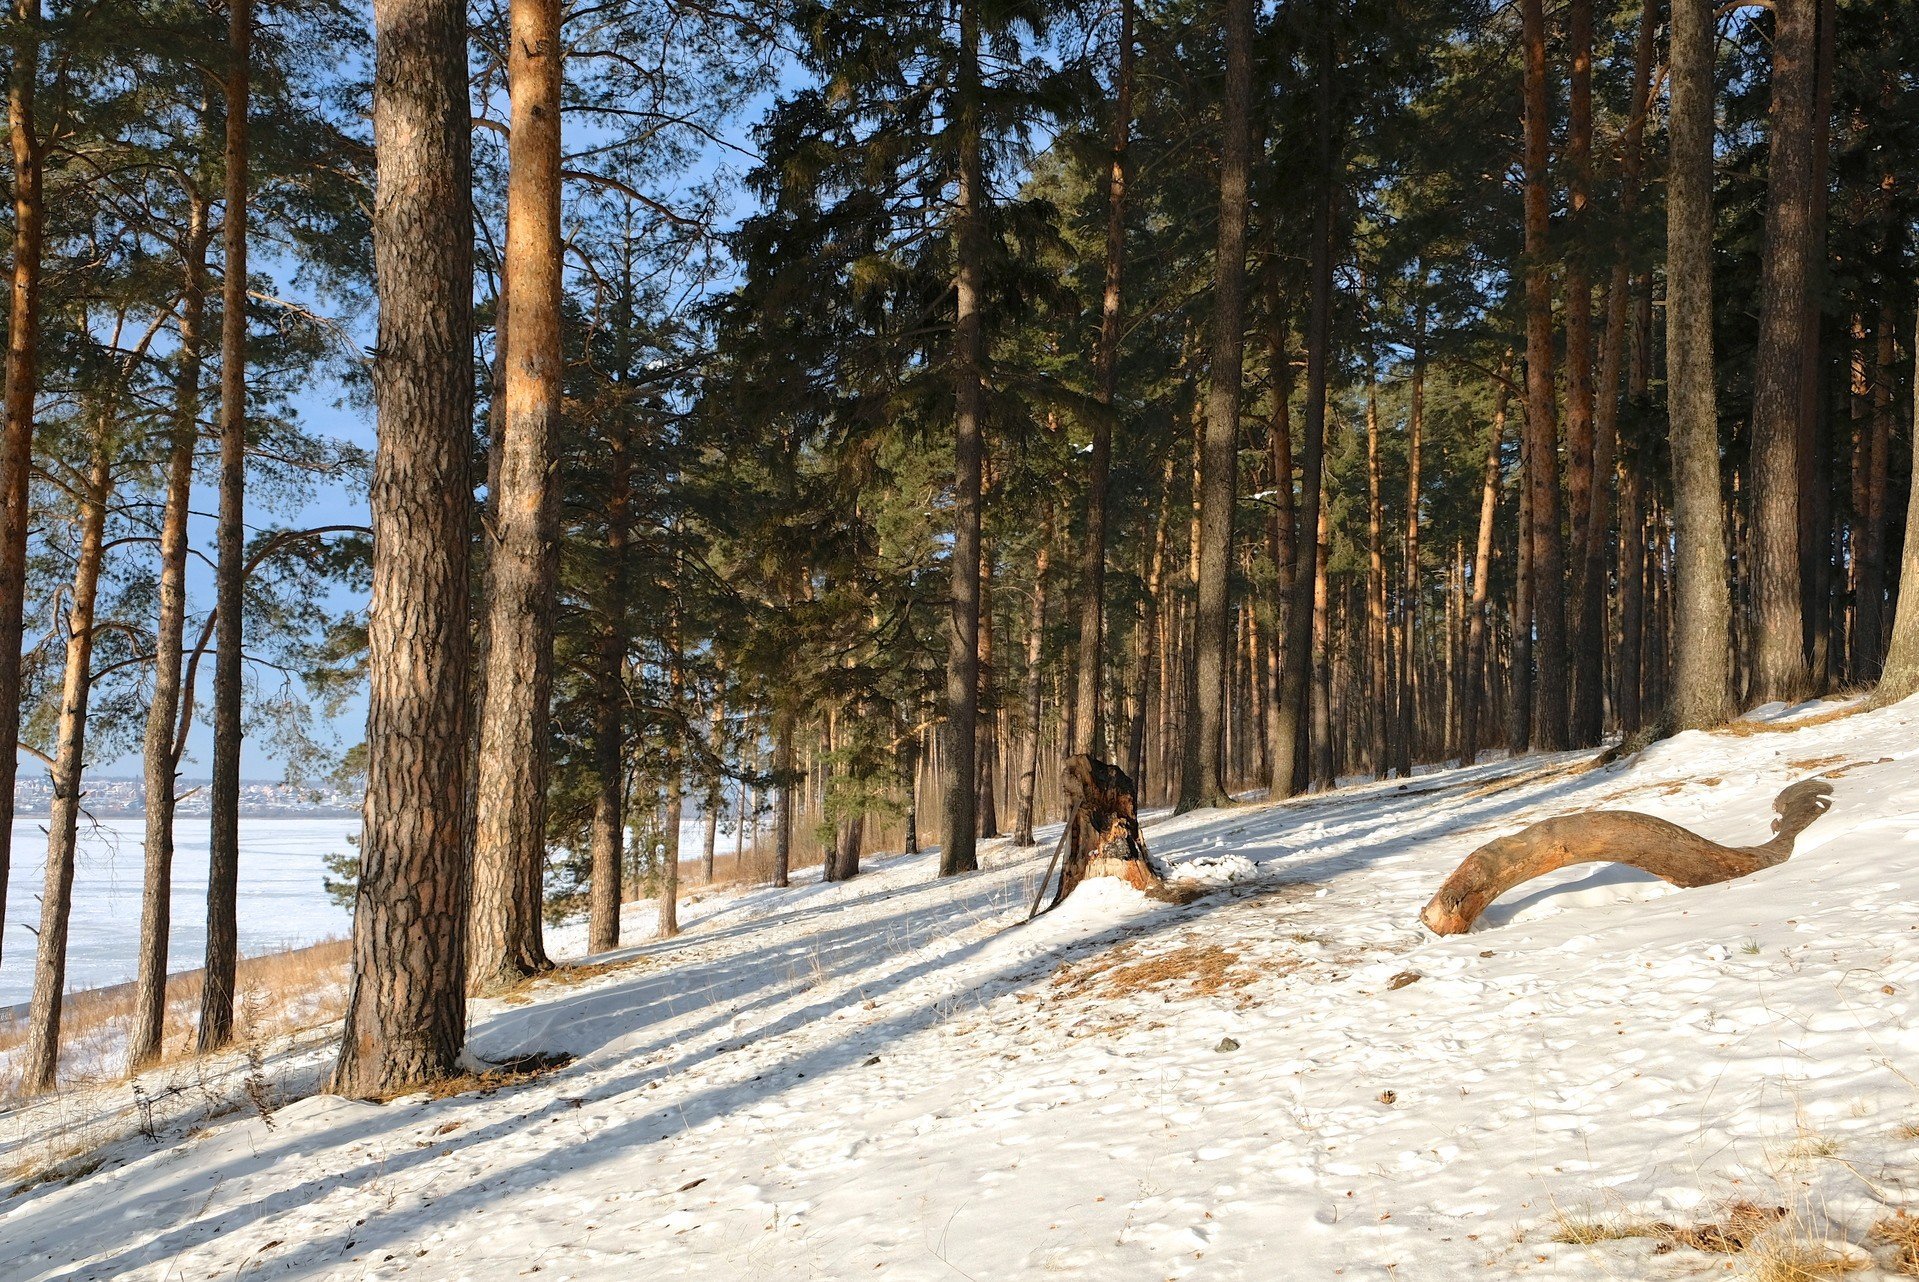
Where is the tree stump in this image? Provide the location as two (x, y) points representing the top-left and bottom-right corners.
(1051, 754), (1165, 909)
(1420, 778), (1834, 935)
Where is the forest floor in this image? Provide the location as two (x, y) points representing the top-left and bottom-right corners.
(3, 694), (1919, 1280)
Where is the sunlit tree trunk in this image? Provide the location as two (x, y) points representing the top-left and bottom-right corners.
(1014, 523), (1048, 846)
(1869, 299), (1919, 707)
(200, 0), (251, 1053)
(469, 0), (563, 990)
(130, 195), (210, 1071)
(329, 0), (474, 1097)
(1460, 360), (1510, 765)
(0, 0), (45, 978)
(1664, 0), (1735, 730)
(20, 431), (111, 1095)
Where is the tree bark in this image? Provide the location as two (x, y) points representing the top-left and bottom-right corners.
(1364, 367), (1388, 777)
(1422, 779), (1833, 935)
(1177, 0), (1251, 813)
(1747, 0), (1817, 704)
(1072, 0), (1132, 758)
(1014, 524), (1049, 846)
(329, 0), (474, 1097)
(658, 621), (685, 937)
(1566, 0), (1603, 745)
(20, 432), (111, 1095)
(586, 332), (630, 954)
(199, 0), (251, 1054)
(1397, 292), (1425, 774)
(0, 0), (44, 979)
(1871, 298), (1919, 707)
(976, 547), (999, 837)
(130, 194), (210, 1071)
(469, 0), (563, 992)
(1275, 33), (1336, 798)
(1460, 359), (1510, 766)
(1520, 0), (1569, 750)
(1664, 0), (1736, 731)
(773, 707), (795, 886)
(940, 0), (986, 876)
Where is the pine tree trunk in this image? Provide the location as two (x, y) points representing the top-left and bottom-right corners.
(702, 701), (723, 882)
(1797, 0), (1836, 686)
(1747, 0), (1817, 704)
(773, 708), (795, 886)
(1871, 299), (1919, 707)
(658, 624), (685, 937)
(1855, 307), (1894, 677)
(469, 0), (564, 991)
(1460, 361), (1510, 766)
(1071, 0), (1131, 757)
(976, 548), (999, 837)
(1311, 500), (1334, 788)
(586, 379), (629, 954)
(1178, 0), (1250, 813)
(940, 0), (986, 876)
(1275, 40), (1336, 798)
(1664, 0), (1736, 731)
(20, 432), (111, 1095)
(130, 197), (210, 1071)
(1014, 527), (1048, 846)
(1397, 293), (1425, 774)
(1364, 369), (1388, 777)
(1520, 0), (1569, 750)
(329, 0), (474, 1097)
(1566, 0), (1603, 744)
(1511, 424), (1535, 752)
(199, 0), (251, 1054)
(0, 0), (44, 979)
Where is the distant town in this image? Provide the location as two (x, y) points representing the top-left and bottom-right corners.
(12, 777), (360, 818)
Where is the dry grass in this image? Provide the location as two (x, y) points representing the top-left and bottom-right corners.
(1051, 940), (1265, 1001)
(0, 938), (350, 1101)
(1715, 701), (1867, 738)
(1550, 1212), (1673, 1246)
(1742, 1237), (1869, 1281)
(1664, 1202), (1790, 1254)
(1873, 1212), (1919, 1275)
(412, 1051), (574, 1102)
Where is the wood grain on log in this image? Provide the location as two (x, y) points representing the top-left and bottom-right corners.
(1052, 753), (1164, 908)
(1420, 779), (1834, 935)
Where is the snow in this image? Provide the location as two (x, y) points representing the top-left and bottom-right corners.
(4, 694), (1919, 1278)
(0, 818), (361, 1009)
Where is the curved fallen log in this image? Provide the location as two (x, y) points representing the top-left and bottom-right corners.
(1420, 779), (1834, 935)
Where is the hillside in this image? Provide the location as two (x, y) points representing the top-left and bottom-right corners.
(3, 694), (1918, 1280)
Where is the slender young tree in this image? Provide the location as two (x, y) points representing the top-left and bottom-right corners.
(1179, 0), (1252, 813)
(1869, 302), (1919, 708)
(199, 0), (251, 1054)
(130, 191), (210, 1071)
(330, 0), (475, 1098)
(1663, 0), (1734, 730)
(21, 428), (111, 1095)
(469, 0), (563, 990)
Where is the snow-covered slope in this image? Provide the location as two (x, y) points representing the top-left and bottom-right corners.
(4, 695), (1919, 1279)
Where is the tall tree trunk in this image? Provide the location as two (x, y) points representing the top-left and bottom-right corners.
(1460, 360), (1511, 765)
(329, 0), (474, 1097)
(1178, 0), (1251, 812)
(773, 708), (795, 886)
(21, 429), (110, 1094)
(1854, 305), (1894, 678)
(469, 0), (563, 991)
(1664, 0), (1736, 730)
(1511, 423), (1535, 752)
(0, 0), (44, 978)
(702, 701), (723, 882)
(1566, 0), (1604, 744)
(130, 196), (210, 1071)
(940, 0), (986, 876)
(1870, 298), (1919, 707)
(976, 548), (998, 837)
(1747, 0), (1817, 704)
(1310, 499), (1333, 788)
(1397, 289), (1426, 773)
(1275, 33), (1336, 798)
(1364, 368), (1388, 776)
(1014, 524), (1048, 846)
(199, 0), (251, 1053)
(1520, 0), (1569, 750)
(586, 374), (629, 954)
(1072, 0), (1132, 757)
(658, 622), (684, 937)
(1264, 289), (1296, 792)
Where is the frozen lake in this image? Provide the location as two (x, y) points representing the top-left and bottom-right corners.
(0, 816), (360, 1009)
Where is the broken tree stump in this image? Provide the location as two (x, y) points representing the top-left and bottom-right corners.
(1420, 778), (1834, 935)
(1051, 754), (1165, 909)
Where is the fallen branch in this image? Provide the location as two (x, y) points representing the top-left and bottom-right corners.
(1420, 778), (1834, 935)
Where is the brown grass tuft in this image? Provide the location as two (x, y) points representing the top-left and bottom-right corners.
(1872, 1212), (1919, 1275)
(415, 1052), (574, 1102)
(1051, 940), (1265, 1001)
